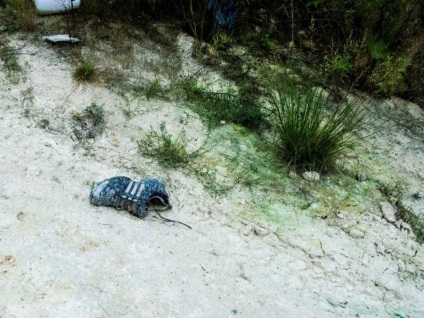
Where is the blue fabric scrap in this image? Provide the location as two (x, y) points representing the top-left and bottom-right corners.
(208, 0), (238, 29)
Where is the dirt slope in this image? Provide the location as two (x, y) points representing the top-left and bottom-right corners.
(0, 28), (423, 318)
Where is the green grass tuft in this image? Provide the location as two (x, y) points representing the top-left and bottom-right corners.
(72, 61), (97, 82)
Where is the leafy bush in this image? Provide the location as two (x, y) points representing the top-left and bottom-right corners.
(369, 55), (411, 96)
(72, 61), (97, 82)
(267, 77), (364, 170)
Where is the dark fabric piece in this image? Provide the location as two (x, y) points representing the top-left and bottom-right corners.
(90, 176), (171, 218)
(208, 0), (238, 29)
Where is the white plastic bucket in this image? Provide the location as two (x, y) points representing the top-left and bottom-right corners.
(33, 0), (81, 15)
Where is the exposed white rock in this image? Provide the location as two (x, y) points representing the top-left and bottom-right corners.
(302, 171), (320, 181)
(380, 202), (397, 223)
(357, 171), (367, 181)
(288, 171), (297, 178)
(349, 228), (365, 238)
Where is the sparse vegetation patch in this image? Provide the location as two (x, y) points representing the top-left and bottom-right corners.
(0, 39), (22, 82)
(138, 123), (197, 169)
(71, 103), (105, 141)
(187, 88), (265, 130)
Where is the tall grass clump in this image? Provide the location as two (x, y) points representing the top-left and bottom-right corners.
(72, 60), (97, 82)
(267, 76), (364, 170)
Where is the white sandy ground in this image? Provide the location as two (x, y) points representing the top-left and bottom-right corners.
(0, 28), (423, 317)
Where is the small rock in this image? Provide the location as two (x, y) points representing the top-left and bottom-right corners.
(253, 227), (268, 237)
(240, 224), (252, 236)
(337, 210), (348, 219)
(362, 254), (370, 266)
(400, 221), (414, 235)
(326, 296), (347, 308)
(380, 202), (397, 223)
(357, 171), (367, 182)
(16, 212), (25, 221)
(349, 228), (365, 238)
(238, 198), (246, 205)
(215, 166), (227, 177)
(302, 171), (320, 182)
(288, 171), (297, 178)
(384, 248), (393, 254)
(405, 262), (416, 274)
(413, 192), (423, 199)
(389, 196), (398, 206)
(397, 259), (406, 272)
(376, 244), (385, 255)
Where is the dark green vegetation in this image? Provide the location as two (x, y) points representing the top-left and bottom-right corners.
(0, 38), (21, 82)
(72, 61), (97, 82)
(2, 0), (423, 100)
(99, 0), (423, 100)
(186, 87), (265, 130)
(1, 0), (36, 32)
(37, 118), (50, 130)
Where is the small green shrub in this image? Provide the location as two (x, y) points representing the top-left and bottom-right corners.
(37, 119), (50, 129)
(368, 37), (389, 61)
(71, 103), (105, 140)
(327, 54), (352, 81)
(72, 61), (97, 82)
(267, 77), (364, 170)
(138, 123), (194, 169)
(85, 103), (105, 126)
(369, 54), (411, 96)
